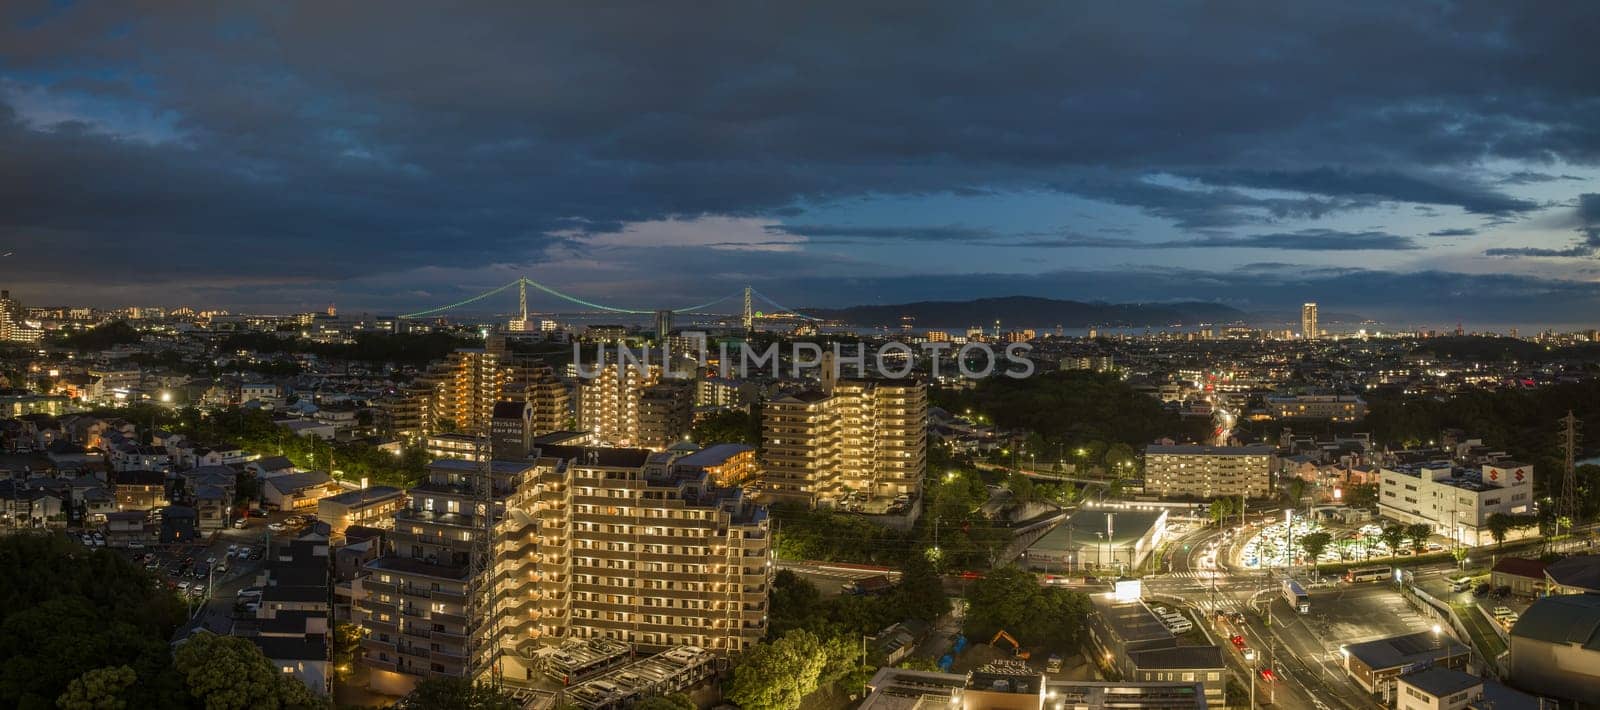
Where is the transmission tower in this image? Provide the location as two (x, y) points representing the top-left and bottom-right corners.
(1558, 411), (1582, 525)
(742, 285), (753, 332)
(466, 433), (503, 687)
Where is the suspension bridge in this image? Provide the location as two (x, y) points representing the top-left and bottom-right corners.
(397, 277), (819, 326)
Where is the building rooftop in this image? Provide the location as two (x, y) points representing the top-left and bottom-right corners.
(1490, 557), (1547, 580)
(1510, 592), (1600, 650)
(1399, 667), (1481, 698)
(1032, 509), (1166, 552)
(1544, 555), (1600, 591)
(1344, 630), (1469, 670)
(674, 443), (755, 468)
(536, 445), (653, 469)
(366, 555), (468, 581)
(1145, 444), (1276, 456)
(322, 485), (404, 507)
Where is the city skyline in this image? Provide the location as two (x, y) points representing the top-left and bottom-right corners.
(2, 4), (1598, 321)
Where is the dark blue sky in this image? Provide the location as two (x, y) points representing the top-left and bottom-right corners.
(1, 2), (1598, 324)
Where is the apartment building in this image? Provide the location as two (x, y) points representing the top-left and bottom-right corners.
(1142, 444), (1276, 499)
(423, 349), (506, 435)
(576, 360), (664, 448)
(1266, 393), (1367, 422)
(635, 380), (693, 450)
(1378, 461), (1533, 546)
(408, 348), (570, 439)
(357, 447), (771, 694)
(761, 377), (927, 505)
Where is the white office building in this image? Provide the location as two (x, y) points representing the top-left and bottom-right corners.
(1378, 461), (1533, 547)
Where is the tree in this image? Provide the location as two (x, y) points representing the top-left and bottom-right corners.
(963, 566), (1089, 651)
(0, 536), (187, 710)
(56, 666), (136, 710)
(1380, 524), (1407, 557)
(1343, 483), (1379, 509)
(331, 624), (362, 681)
(728, 630), (828, 710)
(1207, 498), (1235, 527)
(689, 409), (760, 446)
(400, 677), (519, 710)
(632, 694), (696, 710)
(1405, 523), (1433, 554)
(1298, 532), (1333, 572)
(1103, 443), (1137, 475)
(172, 632), (324, 710)
(1486, 513), (1511, 548)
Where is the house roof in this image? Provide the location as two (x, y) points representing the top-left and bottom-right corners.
(1510, 593), (1600, 650)
(1344, 631), (1468, 671)
(674, 443), (755, 468)
(322, 486), (403, 507)
(1490, 557), (1547, 580)
(1399, 667), (1481, 698)
(248, 635), (327, 662)
(267, 471), (334, 495)
(253, 455), (295, 471)
(1545, 555), (1600, 591)
(112, 470), (167, 487)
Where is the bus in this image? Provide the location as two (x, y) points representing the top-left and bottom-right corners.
(1281, 579), (1309, 614)
(1344, 566), (1392, 584)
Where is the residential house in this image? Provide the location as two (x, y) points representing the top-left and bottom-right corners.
(1491, 558), (1548, 598)
(248, 456), (297, 479)
(111, 469), (169, 511)
(264, 471), (341, 511)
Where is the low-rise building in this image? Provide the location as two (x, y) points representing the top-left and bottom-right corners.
(1490, 558), (1548, 598)
(264, 471), (341, 511)
(1266, 393), (1367, 422)
(1396, 667), (1483, 710)
(1507, 592), (1600, 705)
(317, 486), (405, 536)
(1025, 509), (1168, 574)
(1142, 445), (1276, 499)
(1543, 555), (1600, 595)
(1084, 591), (1225, 706)
(1378, 462), (1534, 547)
(111, 469), (168, 511)
(1342, 631), (1471, 704)
(672, 443), (759, 488)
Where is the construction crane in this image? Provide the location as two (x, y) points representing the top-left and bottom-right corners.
(990, 630), (1030, 660)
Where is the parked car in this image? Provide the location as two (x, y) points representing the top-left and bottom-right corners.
(268, 523), (286, 532)
(1473, 583), (1491, 597)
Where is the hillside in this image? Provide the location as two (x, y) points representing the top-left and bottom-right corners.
(806, 296), (1247, 328)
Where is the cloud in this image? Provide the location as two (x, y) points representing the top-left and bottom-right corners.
(0, 3), (1599, 309)
(1012, 228), (1418, 251)
(763, 224), (1001, 243)
(1484, 193), (1600, 258)
(1427, 228), (1478, 237)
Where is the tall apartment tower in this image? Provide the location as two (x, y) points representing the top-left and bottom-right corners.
(409, 350), (571, 438)
(1301, 303), (1319, 340)
(762, 377), (927, 505)
(427, 349), (506, 434)
(576, 357), (664, 448)
(637, 380), (695, 450)
(357, 449), (771, 695)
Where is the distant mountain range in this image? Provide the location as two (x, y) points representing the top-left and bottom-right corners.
(805, 296), (1254, 328)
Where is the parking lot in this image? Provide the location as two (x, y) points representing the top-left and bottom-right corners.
(84, 508), (318, 638)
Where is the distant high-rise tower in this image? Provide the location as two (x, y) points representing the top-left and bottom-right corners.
(327, 303), (337, 318)
(1301, 303), (1319, 340)
(654, 309), (674, 343)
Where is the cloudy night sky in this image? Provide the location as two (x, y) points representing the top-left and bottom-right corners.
(2, 2), (1598, 325)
